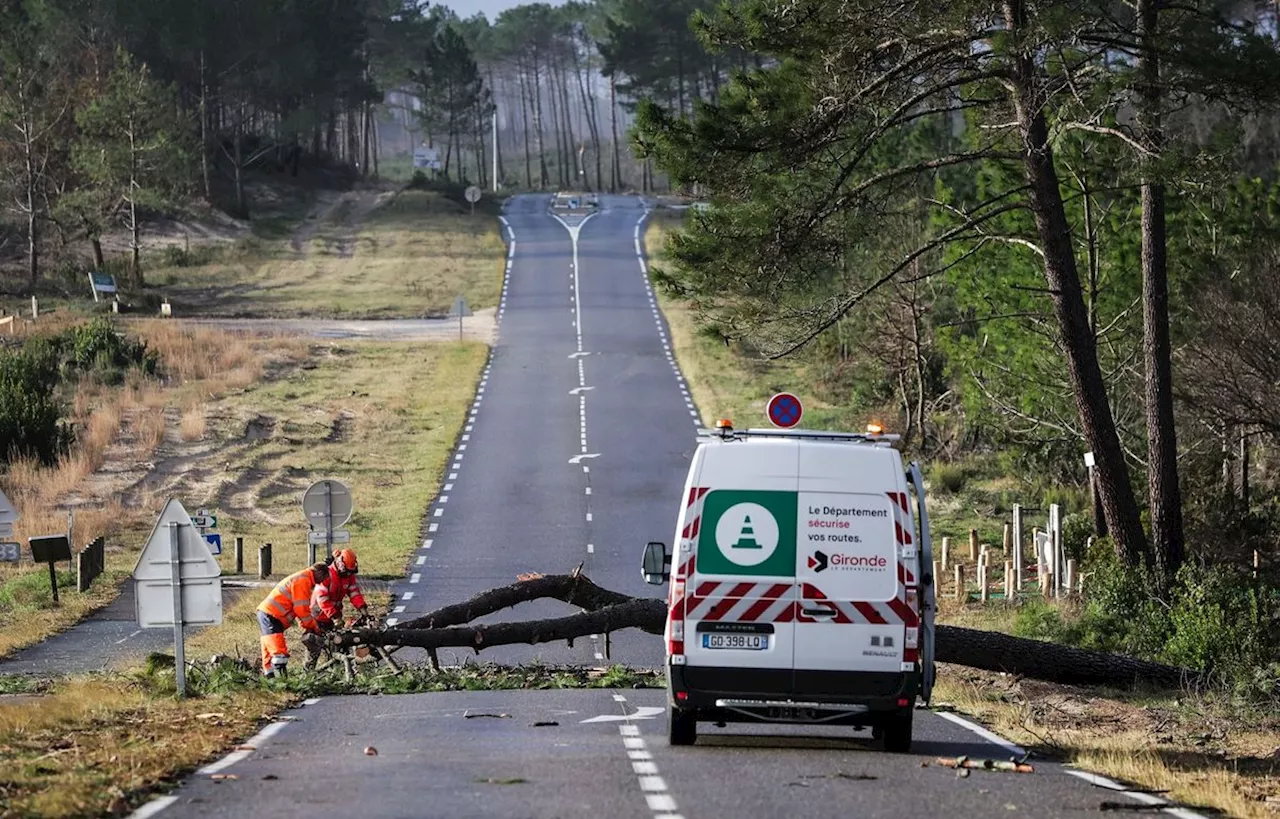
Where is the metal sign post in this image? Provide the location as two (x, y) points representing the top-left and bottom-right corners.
(302, 480), (353, 564)
(133, 499), (223, 698)
(168, 522), (186, 696)
(448, 296), (472, 342)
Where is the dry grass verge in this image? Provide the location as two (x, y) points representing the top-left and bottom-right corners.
(0, 339), (487, 817)
(154, 188), (506, 319)
(0, 676), (286, 818)
(0, 322), (307, 660)
(934, 668), (1280, 818)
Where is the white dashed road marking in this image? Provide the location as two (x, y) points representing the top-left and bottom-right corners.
(606, 699), (686, 819)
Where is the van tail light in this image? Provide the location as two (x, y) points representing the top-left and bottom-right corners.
(905, 627), (918, 649)
(668, 580), (686, 657)
(675, 691), (688, 701)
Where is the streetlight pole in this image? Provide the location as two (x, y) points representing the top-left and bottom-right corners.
(492, 103), (498, 192)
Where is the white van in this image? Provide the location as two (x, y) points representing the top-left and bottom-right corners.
(642, 421), (935, 751)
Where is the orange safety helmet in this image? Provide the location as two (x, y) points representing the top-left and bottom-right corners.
(334, 548), (359, 576)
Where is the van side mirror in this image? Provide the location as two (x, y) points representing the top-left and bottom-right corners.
(641, 541), (669, 585)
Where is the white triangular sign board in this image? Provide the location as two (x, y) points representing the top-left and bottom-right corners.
(132, 498), (221, 581)
(0, 486), (18, 525)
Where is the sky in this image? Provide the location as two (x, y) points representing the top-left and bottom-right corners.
(438, 0), (566, 21)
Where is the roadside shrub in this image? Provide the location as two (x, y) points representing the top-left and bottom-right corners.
(1061, 512), (1095, 562)
(63, 318), (158, 379)
(0, 343), (71, 464)
(930, 462), (967, 494)
(1012, 598), (1081, 644)
(161, 244), (221, 268)
(1162, 564), (1279, 680)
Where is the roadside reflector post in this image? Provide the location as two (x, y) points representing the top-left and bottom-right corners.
(1066, 559), (1077, 596)
(940, 536), (950, 571)
(979, 562), (989, 603)
(258, 543), (272, 579)
(1013, 505), (1024, 592)
(954, 564), (965, 600)
(234, 537), (244, 575)
(968, 529), (978, 561)
(1004, 560), (1014, 600)
(30, 296), (38, 320)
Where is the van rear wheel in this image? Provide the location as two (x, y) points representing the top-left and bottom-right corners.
(668, 706), (697, 746)
(881, 708), (913, 753)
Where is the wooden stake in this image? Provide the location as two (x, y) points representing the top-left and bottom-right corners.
(969, 528), (979, 561)
(1004, 560), (1014, 600)
(954, 565), (965, 600)
(941, 536), (950, 571)
(979, 562), (989, 603)
(1003, 523), (1012, 552)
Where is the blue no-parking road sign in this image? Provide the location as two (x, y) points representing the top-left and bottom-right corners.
(766, 392), (804, 428)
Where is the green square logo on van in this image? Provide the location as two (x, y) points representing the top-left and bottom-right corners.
(697, 490), (797, 576)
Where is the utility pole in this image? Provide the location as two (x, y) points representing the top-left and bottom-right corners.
(492, 103), (499, 192)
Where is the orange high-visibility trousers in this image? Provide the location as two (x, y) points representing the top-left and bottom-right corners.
(257, 611), (289, 674)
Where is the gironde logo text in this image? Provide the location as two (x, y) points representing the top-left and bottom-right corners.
(807, 549), (888, 573)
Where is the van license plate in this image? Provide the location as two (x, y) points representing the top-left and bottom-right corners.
(703, 633), (769, 650)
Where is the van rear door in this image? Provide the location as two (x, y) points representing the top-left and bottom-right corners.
(793, 445), (909, 697)
(682, 440), (798, 696)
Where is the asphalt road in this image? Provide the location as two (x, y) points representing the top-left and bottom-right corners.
(386, 194), (687, 667)
(0, 580), (254, 676)
(142, 690), (1160, 819)
(131, 195), (1201, 818)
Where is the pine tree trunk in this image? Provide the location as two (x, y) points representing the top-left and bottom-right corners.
(199, 52), (212, 201)
(610, 77), (622, 192)
(1003, 0), (1147, 567)
(532, 52), (549, 189)
(1137, 0), (1183, 587)
(518, 63), (533, 188)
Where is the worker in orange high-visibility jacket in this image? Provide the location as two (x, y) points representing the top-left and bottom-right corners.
(256, 562), (328, 677)
(313, 548), (369, 626)
(302, 549), (369, 669)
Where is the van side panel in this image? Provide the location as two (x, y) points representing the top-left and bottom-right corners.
(793, 445), (920, 698)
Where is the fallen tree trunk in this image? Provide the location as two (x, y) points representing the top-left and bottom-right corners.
(341, 572), (1198, 689)
(399, 570), (635, 631)
(932, 624), (1195, 689)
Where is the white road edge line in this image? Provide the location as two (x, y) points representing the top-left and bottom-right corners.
(196, 719), (291, 775)
(1062, 770), (1209, 819)
(934, 711), (1026, 757)
(126, 796), (178, 819)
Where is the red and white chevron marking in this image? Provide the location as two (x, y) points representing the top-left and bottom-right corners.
(685, 581), (795, 623)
